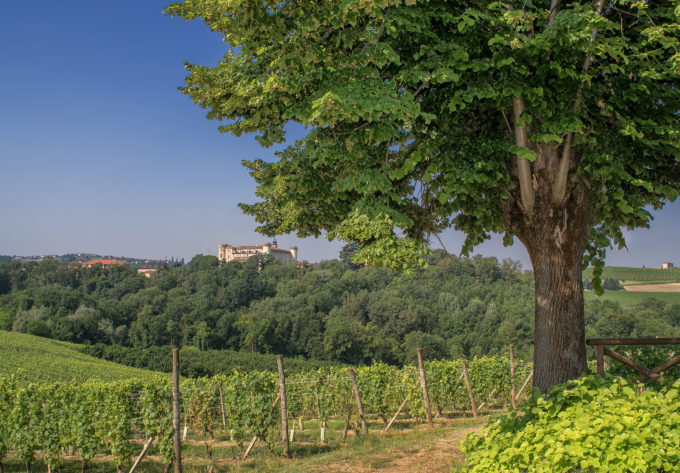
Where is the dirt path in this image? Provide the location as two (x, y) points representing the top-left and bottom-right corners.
(306, 424), (482, 473)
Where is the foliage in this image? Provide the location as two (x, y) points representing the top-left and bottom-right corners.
(166, 0), (680, 391)
(4, 255), (680, 374)
(0, 355), (528, 469)
(585, 299), (680, 340)
(80, 344), (341, 377)
(601, 278), (621, 291)
(0, 253), (538, 364)
(0, 377), (174, 473)
(461, 375), (680, 472)
(165, 0), (680, 263)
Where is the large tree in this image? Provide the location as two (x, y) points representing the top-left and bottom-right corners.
(166, 0), (680, 391)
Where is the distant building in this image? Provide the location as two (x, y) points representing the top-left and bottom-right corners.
(662, 262), (674, 269)
(218, 240), (298, 265)
(78, 259), (127, 269)
(137, 267), (158, 278)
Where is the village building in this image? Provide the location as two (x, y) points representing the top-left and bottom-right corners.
(662, 262), (675, 269)
(77, 259), (127, 269)
(137, 267), (158, 278)
(218, 240), (298, 265)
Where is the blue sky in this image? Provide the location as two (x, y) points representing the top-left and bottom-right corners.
(0, 0), (678, 269)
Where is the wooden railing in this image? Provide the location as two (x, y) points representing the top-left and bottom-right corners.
(586, 338), (680, 383)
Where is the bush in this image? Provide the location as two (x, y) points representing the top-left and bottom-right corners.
(460, 375), (680, 472)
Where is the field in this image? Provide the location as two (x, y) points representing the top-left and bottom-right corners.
(0, 330), (163, 382)
(584, 290), (680, 306)
(582, 265), (680, 306)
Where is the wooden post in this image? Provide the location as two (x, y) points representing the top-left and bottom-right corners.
(461, 360), (478, 419)
(242, 393), (281, 461)
(242, 436), (258, 461)
(342, 388), (353, 440)
(596, 344), (605, 378)
(417, 348), (433, 426)
(384, 395), (410, 432)
(476, 388), (497, 411)
(277, 355), (290, 458)
(128, 437), (154, 473)
(348, 368), (368, 435)
(515, 371), (533, 399)
(509, 345), (517, 409)
(218, 387), (227, 428)
(171, 348), (182, 473)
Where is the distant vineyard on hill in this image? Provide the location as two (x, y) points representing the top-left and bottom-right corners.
(583, 266), (680, 283)
(0, 330), (161, 383)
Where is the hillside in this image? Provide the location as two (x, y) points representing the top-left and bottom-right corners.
(583, 265), (680, 283)
(0, 330), (163, 383)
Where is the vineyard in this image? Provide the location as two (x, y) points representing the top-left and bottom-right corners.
(0, 330), (160, 383)
(0, 355), (531, 472)
(582, 266), (680, 284)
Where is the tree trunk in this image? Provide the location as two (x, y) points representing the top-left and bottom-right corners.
(526, 224), (589, 392)
(503, 146), (593, 392)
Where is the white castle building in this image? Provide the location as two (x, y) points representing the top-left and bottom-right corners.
(218, 240), (298, 265)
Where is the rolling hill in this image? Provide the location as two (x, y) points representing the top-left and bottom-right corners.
(0, 330), (164, 383)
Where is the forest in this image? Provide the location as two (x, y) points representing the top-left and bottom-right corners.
(1, 250), (678, 367)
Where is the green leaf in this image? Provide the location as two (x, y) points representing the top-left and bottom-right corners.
(508, 145), (538, 162)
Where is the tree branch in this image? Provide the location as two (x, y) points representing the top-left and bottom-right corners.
(513, 96), (535, 212)
(552, 0), (606, 204)
(548, 0), (561, 25)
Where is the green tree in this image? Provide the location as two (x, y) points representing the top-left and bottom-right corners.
(167, 0), (680, 390)
(339, 243), (363, 268)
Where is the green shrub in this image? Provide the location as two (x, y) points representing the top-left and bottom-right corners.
(461, 375), (680, 472)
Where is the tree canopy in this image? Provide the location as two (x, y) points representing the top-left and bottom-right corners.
(166, 0), (680, 390)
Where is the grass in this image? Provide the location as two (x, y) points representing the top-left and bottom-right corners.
(0, 330), (164, 383)
(584, 290), (680, 306)
(2, 417), (486, 473)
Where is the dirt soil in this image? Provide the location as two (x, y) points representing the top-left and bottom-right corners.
(623, 283), (680, 292)
(306, 424), (482, 473)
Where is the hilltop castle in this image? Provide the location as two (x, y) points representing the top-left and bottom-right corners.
(218, 240), (298, 265)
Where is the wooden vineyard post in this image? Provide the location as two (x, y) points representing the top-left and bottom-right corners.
(596, 344), (605, 378)
(348, 368), (368, 435)
(510, 345), (517, 409)
(476, 388), (497, 411)
(172, 348), (182, 473)
(461, 360), (478, 419)
(218, 387), (227, 428)
(417, 348), (434, 426)
(342, 388), (353, 440)
(129, 437), (154, 473)
(515, 371), (533, 400)
(277, 355), (290, 458)
(243, 393), (281, 461)
(384, 395), (410, 432)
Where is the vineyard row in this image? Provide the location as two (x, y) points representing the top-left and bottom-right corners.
(0, 354), (532, 472)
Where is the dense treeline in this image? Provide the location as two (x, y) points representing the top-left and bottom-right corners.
(1, 251), (678, 367)
(79, 344), (340, 377)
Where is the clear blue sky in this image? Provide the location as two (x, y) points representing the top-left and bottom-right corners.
(0, 0), (678, 269)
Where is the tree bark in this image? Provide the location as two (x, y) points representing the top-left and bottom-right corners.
(503, 146), (593, 392)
